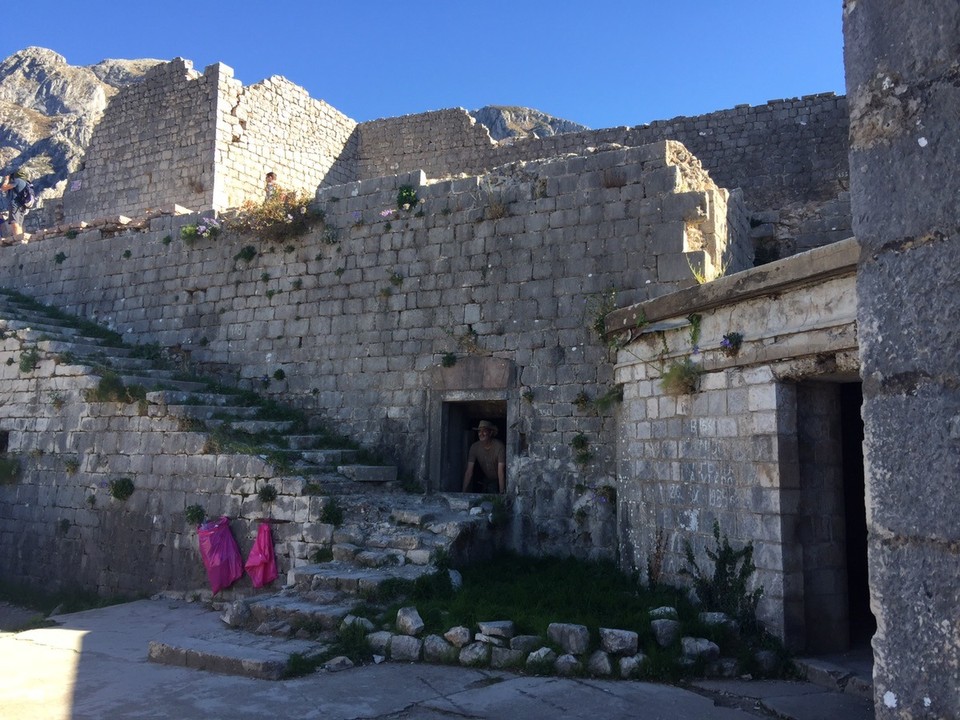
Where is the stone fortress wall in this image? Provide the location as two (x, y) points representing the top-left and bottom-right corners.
(41, 57), (849, 259)
(0, 140), (749, 563)
(54, 59), (359, 225)
(358, 94), (850, 258)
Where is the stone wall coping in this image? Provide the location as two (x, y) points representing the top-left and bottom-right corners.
(605, 236), (859, 335)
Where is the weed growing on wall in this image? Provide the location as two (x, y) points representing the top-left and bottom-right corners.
(108, 477), (135, 501)
(320, 497), (344, 526)
(587, 287), (618, 338)
(720, 332), (743, 357)
(228, 191), (325, 243)
(184, 504), (206, 526)
(18, 347), (40, 373)
(396, 185), (418, 210)
(54, 252), (67, 264)
(0, 456), (21, 485)
(180, 217), (221, 244)
(257, 484), (278, 503)
(660, 358), (703, 396)
(680, 520), (763, 633)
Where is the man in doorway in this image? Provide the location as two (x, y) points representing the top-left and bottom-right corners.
(462, 420), (506, 494)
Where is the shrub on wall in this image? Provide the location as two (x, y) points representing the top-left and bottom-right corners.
(108, 477), (135, 501)
(660, 359), (703, 396)
(228, 191), (325, 243)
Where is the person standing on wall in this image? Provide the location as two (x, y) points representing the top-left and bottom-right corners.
(1, 171), (32, 242)
(264, 171), (278, 200)
(462, 420), (506, 494)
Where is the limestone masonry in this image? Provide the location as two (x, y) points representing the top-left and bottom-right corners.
(0, 38), (954, 719)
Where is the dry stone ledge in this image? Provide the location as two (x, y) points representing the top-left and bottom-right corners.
(547, 622), (590, 654)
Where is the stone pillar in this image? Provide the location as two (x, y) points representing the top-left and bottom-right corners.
(844, 1), (960, 717)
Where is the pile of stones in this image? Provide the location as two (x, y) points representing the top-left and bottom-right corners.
(319, 602), (779, 679)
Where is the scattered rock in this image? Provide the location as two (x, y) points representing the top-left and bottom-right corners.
(423, 634), (458, 664)
(649, 606), (678, 619)
(651, 618), (681, 647)
(458, 641), (491, 667)
(324, 656), (354, 672)
(340, 615), (374, 634)
(510, 635), (543, 654)
(599, 627), (638, 656)
(219, 599), (250, 627)
(490, 647), (525, 669)
(587, 650), (613, 677)
(390, 634), (423, 662)
(477, 620), (515, 638)
(555, 654), (582, 676)
(365, 630), (393, 654)
(396, 606), (424, 636)
(448, 569), (463, 590)
(618, 653), (648, 679)
(681, 636), (721, 661)
(755, 649), (778, 675)
(443, 626), (472, 648)
(526, 647), (557, 671)
(547, 622), (590, 654)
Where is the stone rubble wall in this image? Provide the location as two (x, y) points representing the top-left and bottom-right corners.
(0, 334), (332, 597)
(355, 94), (849, 256)
(0, 140), (748, 561)
(610, 241), (858, 640)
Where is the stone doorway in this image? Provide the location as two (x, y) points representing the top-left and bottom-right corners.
(435, 399), (507, 493)
(795, 380), (874, 654)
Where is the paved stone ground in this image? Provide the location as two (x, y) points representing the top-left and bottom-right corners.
(0, 599), (874, 720)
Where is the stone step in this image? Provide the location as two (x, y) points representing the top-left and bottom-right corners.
(147, 389), (249, 407)
(118, 374), (211, 392)
(289, 560), (436, 594)
(33, 337), (134, 357)
(285, 435), (351, 451)
(164, 404), (262, 421)
(147, 633), (326, 681)
(246, 592), (356, 633)
(337, 465), (398, 483)
(206, 418), (296, 434)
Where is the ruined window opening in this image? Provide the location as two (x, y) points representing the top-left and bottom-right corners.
(438, 400), (507, 493)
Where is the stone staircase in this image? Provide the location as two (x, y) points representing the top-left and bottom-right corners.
(0, 289), (496, 637)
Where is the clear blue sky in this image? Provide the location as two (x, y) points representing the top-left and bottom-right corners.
(5, 1), (844, 129)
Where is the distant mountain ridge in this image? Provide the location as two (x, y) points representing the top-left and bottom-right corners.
(0, 47), (162, 198)
(470, 105), (589, 141)
(0, 47), (588, 201)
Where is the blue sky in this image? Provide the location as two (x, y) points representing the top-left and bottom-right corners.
(5, 1), (843, 129)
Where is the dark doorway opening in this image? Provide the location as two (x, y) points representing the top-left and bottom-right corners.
(796, 381), (873, 654)
(439, 400), (506, 493)
(840, 383), (874, 647)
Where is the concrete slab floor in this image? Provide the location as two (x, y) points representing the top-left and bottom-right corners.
(0, 599), (873, 720)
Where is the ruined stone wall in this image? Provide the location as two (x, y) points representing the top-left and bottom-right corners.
(609, 240), (858, 641)
(355, 94), (850, 256)
(58, 58), (219, 223)
(0, 141), (748, 561)
(214, 74), (358, 210)
(845, 1), (960, 717)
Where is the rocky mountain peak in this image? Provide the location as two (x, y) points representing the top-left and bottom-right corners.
(470, 105), (588, 141)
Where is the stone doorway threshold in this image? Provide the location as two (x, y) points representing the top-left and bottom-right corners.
(794, 645), (874, 701)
